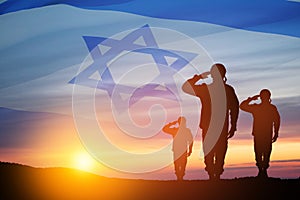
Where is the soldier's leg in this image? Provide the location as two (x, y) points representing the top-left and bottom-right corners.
(178, 153), (187, 180)
(174, 153), (181, 180)
(263, 141), (272, 169)
(215, 138), (228, 179)
(254, 137), (264, 177)
(262, 141), (272, 177)
(202, 129), (215, 179)
(204, 150), (215, 179)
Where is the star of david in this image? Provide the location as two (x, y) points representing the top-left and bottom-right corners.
(69, 24), (198, 106)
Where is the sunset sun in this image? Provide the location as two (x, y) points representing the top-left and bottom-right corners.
(74, 152), (95, 171)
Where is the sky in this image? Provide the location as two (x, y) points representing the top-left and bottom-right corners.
(0, 0), (300, 180)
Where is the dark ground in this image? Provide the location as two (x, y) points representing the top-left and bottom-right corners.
(0, 161), (299, 200)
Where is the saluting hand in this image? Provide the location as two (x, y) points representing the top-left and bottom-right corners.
(251, 95), (260, 101)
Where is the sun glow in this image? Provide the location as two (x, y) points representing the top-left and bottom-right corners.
(74, 152), (95, 171)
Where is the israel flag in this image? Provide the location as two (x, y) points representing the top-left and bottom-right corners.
(1, 0), (300, 176)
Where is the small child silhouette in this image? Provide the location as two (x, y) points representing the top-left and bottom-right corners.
(240, 89), (280, 178)
(162, 116), (193, 181)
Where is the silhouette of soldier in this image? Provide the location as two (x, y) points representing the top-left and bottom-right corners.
(240, 89), (280, 178)
(182, 63), (239, 180)
(163, 116), (194, 181)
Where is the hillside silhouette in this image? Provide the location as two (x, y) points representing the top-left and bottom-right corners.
(0, 161), (299, 200)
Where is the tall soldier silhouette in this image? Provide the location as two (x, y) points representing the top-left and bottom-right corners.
(240, 89), (280, 178)
(182, 63), (239, 180)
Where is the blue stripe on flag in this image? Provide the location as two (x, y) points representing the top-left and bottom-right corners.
(1, 0), (300, 37)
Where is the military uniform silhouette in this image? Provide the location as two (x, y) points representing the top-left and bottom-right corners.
(163, 116), (193, 181)
(182, 63), (239, 180)
(240, 89), (280, 178)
